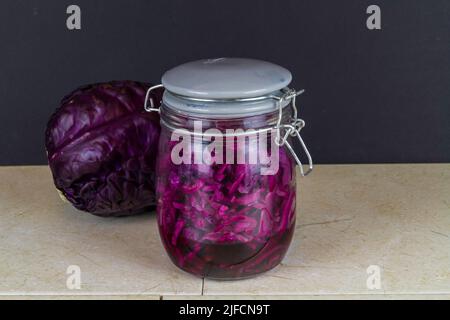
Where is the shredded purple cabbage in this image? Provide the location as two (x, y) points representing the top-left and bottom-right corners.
(156, 129), (296, 279)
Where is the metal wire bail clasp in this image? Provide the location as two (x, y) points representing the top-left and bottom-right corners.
(144, 84), (164, 113)
(274, 88), (313, 177)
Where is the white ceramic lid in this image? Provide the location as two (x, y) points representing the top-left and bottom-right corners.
(161, 58), (292, 99)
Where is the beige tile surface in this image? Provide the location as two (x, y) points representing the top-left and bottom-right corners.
(0, 166), (202, 297)
(203, 164), (450, 296)
(1, 164), (449, 299)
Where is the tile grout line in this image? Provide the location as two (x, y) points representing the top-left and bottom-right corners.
(201, 278), (205, 296)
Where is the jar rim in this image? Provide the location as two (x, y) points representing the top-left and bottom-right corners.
(159, 98), (293, 132)
(162, 88), (292, 119)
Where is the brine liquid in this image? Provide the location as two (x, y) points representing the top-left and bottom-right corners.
(160, 222), (295, 280)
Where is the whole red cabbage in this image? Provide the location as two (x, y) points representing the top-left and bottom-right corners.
(45, 81), (163, 217)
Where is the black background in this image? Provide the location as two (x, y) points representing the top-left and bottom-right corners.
(0, 0), (449, 165)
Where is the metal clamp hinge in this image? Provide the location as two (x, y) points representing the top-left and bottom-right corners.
(144, 84), (164, 113)
(273, 88), (313, 177)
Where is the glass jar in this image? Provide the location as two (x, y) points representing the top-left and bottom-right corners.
(145, 58), (313, 280)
